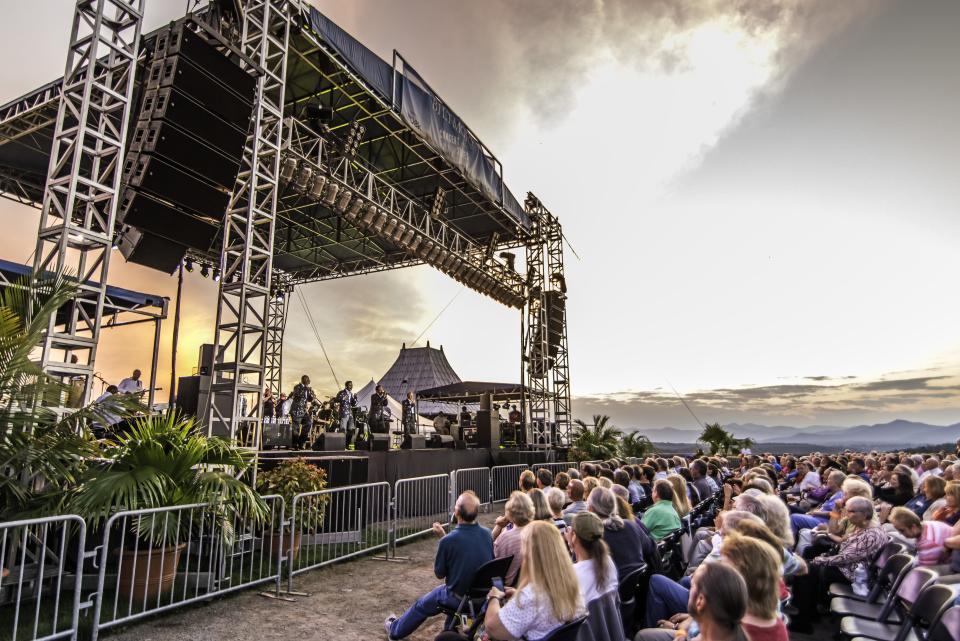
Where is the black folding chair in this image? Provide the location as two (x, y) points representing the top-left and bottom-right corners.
(830, 553), (915, 622)
(617, 564), (648, 636)
(540, 615), (588, 641)
(439, 555), (514, 633)
(840, 579), (954, 641)
(829, 541), (908, 601)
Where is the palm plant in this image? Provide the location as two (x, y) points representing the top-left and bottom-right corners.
(698, 422), (736, 455)
(69, 412), (268, 545)
(620, 431), (657, 459)
(570, 414), (621, 461)
(0, 272), (142, 520)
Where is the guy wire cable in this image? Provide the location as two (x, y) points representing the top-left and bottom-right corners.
(411, 286), (464, 347)
(296, 288), (339, 388)
(665, 378), (704, 428)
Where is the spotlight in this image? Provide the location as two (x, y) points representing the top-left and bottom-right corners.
(184, 258), (194, 272)
(213, 268), (221, 282)
(407, 235), (423, 253)
(279, 157), (297, 184)
(308, 174), (328, 200)
(360, 203), (379, 227)
(200, 265), (209, 278)
(345, 197), (365, 221)
(342, 120), (365, 158)
(430, 186), (446, 219)
(293, 164), (313, 193)
(391, 222), (407, 244)
(321, 182), (340, 207)
(382, 217), (398, 237)
(335, 189), (353, 212)
(400, 227), (416, 247)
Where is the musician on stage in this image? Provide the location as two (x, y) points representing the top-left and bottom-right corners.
(508, 404), (522, 424)
(402, 391), (417, 434)
(262, 387), (276, 420)
(368, 384), (390, 434)
(459, 405), (472, 428)
(336, 380), (359, 446)
(288, 375), (316, 450)
(433, 411), (450, 436)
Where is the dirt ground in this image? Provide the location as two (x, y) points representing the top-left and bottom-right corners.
(102, 513), (500, 641)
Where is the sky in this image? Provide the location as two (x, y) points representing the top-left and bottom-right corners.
(0, 0), (958, 431)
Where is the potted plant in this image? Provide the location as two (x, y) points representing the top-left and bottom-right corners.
(70, 412), (267, 601)
(256, 458), (327, 561)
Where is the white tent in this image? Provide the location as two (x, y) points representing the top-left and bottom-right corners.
(354, 379), (433, 431)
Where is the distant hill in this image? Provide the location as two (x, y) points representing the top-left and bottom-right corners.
(628, 419), (960, 449)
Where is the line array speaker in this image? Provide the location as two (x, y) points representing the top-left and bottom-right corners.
(116, 225), (186, 273)
(117, 19), (255, 264)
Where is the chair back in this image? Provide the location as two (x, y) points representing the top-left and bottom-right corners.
(542, 615), (588, 641)
(874, 541), (907, 571)
(466, 555), (514, 598)
(909, 584), (956, 630)
(927, 605), (960, 641)
(871, 554), (915, 606)
(895, 567), (938, 610)
(617, 565), (647, 603)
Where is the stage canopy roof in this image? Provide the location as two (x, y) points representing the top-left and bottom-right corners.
(416, 381), (528, 404)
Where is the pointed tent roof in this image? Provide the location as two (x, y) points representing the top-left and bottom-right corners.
(377, 341), (462, 400)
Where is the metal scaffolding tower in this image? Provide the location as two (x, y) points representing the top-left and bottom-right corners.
(32, 0), (144, 405)
(207, 0), (291, 446)
(264, 287), (288, 396)
(545, 213), (572, 443)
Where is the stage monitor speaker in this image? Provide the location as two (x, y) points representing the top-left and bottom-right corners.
(119, 189), (219, 251)
(175, 375), (201, 416)
(368, 434), (390, 452)
(475, 410), (500, 448)
(428, 434), (455, 449)
(312, 432), (345, 451)
(401, 434), (426, 450)
(261, 421), (291, 450)
(454, 440), (467, 450)
(117, 225), (186, 273)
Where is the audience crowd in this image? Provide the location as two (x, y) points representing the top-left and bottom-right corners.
(385, 439), (960, 641)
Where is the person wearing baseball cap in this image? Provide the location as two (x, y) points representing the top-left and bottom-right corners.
(567, 512), (618, 603)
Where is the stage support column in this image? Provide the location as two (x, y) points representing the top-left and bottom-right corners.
(524, 195), (552, 447)
(264, 284), (288, 396)
(207, 0), (291, 449)
(32, 0), (144, 409)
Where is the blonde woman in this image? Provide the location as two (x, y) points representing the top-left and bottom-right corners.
(666, 474), (691, 518)
(484, 521), (585, 640)
(582, 476), (599, 499)
(493, 491), (534, 585)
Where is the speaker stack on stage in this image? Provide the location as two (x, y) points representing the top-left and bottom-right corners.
(401, 434), (426, 450)
(475, 410), (501, 448)
(313, 432), (346, 451)
(118, 20), (255, 272)
(368, 434), (391, 452)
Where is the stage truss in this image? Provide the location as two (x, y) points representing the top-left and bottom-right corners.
(0, 0), (573, 447)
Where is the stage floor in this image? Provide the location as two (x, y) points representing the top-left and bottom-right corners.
(258, 447), (560, 486)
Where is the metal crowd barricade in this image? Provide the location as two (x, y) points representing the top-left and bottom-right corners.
(490, 464), (529, 503)
(287, 482), (391, 592)
(0, 515), (85, 641)
(90, 496), (284, 640)
(450, 467), (492, 509)
(393, 475), (451, 545)
(530, 462), (571, 477)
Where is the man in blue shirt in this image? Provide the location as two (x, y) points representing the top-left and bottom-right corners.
(386, 492), (493, 639)
(789, 469), (846, 540)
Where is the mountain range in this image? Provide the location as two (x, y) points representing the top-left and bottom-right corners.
(629, 419), (960, 448)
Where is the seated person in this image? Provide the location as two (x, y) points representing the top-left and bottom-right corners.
(492, 491), (534, 585)
(566, 512), (618, 603)
(587, 486), (647, 577)
(641, 480), (682, 541)
(385, 492), (492, 640)
(789, 469), (845, 539)
(484, 521), (585, 641)
(888, 506), (953, 565)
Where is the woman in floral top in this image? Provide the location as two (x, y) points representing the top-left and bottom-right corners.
(788, 496), (889, 634)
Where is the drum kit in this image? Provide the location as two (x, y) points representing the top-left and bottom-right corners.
(304, 397), (368, 446)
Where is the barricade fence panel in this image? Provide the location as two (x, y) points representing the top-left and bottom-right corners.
(490, 464), (529, 503)
(0, 515), (86, 641)
(450, 467), (491, 508)
(90, 496), (284, 639)
(393, 475), (451, 545)
(288, 482), (391, 588)
(530, 462), (571, 477)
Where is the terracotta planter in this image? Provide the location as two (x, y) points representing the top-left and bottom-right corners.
(264, 530), (301, 562)
(116, 543), (185, 602)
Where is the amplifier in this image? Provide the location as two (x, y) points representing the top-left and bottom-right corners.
(312, 432), (346, 451)
(119, 189), (219, 251)
(400, 434), (426, 450)
(123, 153), (229, 218)
(129, 119), (240, 189)
(146, 54), (254, 128)
(368, 434), (390, 452)
(262, 421), (291, 450)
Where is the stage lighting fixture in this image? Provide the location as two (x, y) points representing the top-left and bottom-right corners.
(443, 254), (458, 270)
(370, 211), (387, 234)
(417, 239), (435, 259)
(524, 192), (541, 211)
(293, 164), (313, 193)
(184, 259), (194, 272)
(400, 227), (416, 247)
(345, 197), (365, 221)
(485, 232), (500, 262)
(360, 203), (379, 227)
(200, 265), (209, 278)
(279, 157), (297, 184)
(321, 182), (340, 207)
(391, 222), (407, 244)
(308, 174), (328, 200)
(342, 121), (366, 157)
(335, 189), (353, 212)
(305, 102), (333, 130)
(407, 235), (423, 254)
(500, 252), (516, 272)
(434, 248), (449, 266)
(382, 217), (398, 237)
(213, 268), (221, 282)
(430, 186), (446, 219)
(551, 272), (567, 294)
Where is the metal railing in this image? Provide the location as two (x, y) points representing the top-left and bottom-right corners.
(90, 496), (284, 640)
(530, 462), (572, 476)
(0, 515), (85, 641)
(393, 475), (451, 545)
(490, 464), (529, 503)
(450, 467), (491, 509)
(287, 482), (391, 591)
